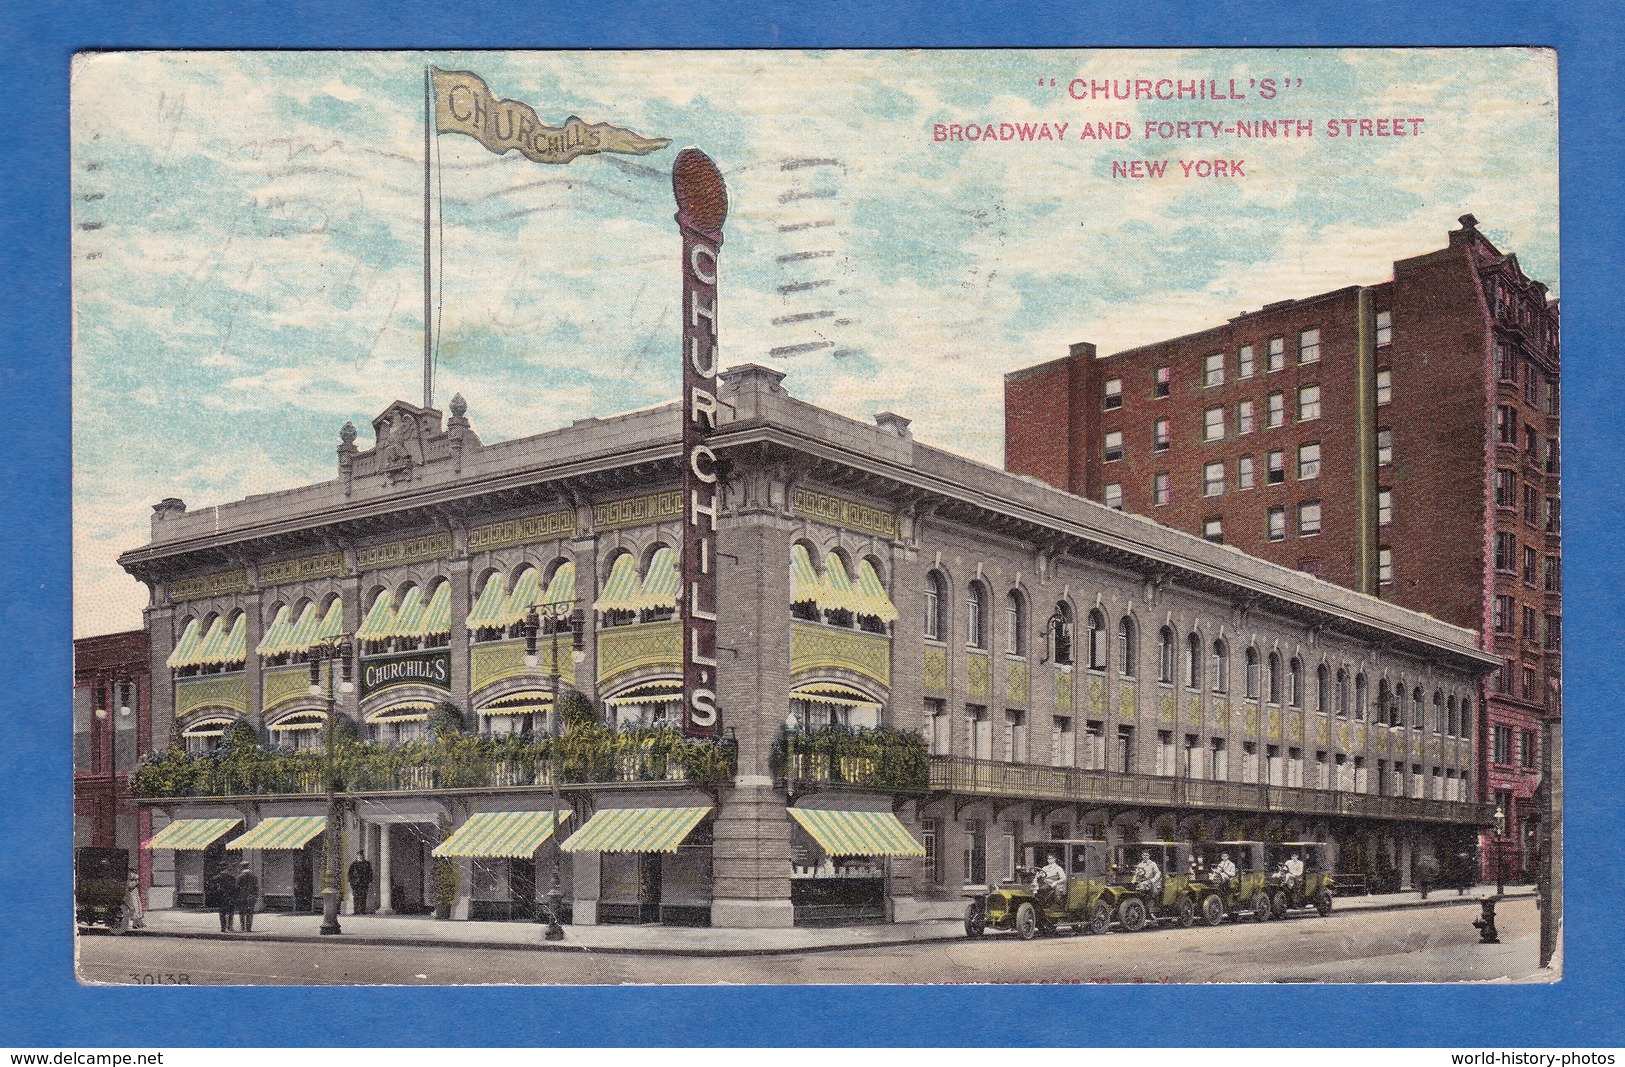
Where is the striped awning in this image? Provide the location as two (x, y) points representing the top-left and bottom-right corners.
(629, 548), (678, 611)
(421, 583), (451, 634)
(561, 806), (711, 854)
(166, 619), (204, 669)
(594, 554), (641, 613)
(256, 605), (294, 656)
(432, 810), (568, 858)
(267, 599), (343, 657)
(224, 815), (328, 851)
(821, 553), (862, 615)
(493, 568), (541, 629)
(390, 585), (427, 637)
(170, 615), (247, 669)
(144, 817), (242, 851)
(478, 691), (553, 717)
(787, 808), (925, 858)
(604, 680), (683, 706)
(789, 544), (820, 605)
(367, 700), (437, 723)
(467, 574), (508, 630)
(538, 561), (577, 613)
(792, 682), (882, 709)
(852, 559), (899, 623)
(355, 591), (397, 641)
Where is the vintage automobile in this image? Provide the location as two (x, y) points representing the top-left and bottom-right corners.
(75, 846), (133, 934)
(963, 839), (1134, 939)
(1194, 840), (1275, 923)
(1108, 841), (1211, 931)
(1266, 841), (1336, 918)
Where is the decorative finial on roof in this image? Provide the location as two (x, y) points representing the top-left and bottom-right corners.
(450, 393), (467, 418)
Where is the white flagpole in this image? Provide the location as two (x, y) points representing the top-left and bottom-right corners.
(422, 66), (434, 409)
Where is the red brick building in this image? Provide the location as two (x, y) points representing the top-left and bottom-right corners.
(1005, 215), (1559, 882)
(74, 629), (152, 900)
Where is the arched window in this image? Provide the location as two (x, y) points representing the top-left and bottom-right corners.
(1005, 590), (1027, 656)
(1185, 633), (1202, 689)
(1244, 647), (1260, 699)
(923, 571), (946, 641)
(966, 582), (987, 649)
(1267, 652), (1282, 704)
(1461, 696), (1473, 734)
(1086, 608), (1106, 670)
(1355, 674), (1368, 720)
(1288, 658), (1303, 707)
(1447, 694), (1458, 737)
(1317, 664), (1331, 712)
(1211, 640), (1229, 693)
(1413, 687), (1426, 730)
(1336, 669), (1349, 717)
(1116, 616), (1137, 677)
(1158, 627), (1176, 684)
(1050, 603), (1075, 666)
(1433, 690), (1445, 734)
(1377, 680), (1392, 725)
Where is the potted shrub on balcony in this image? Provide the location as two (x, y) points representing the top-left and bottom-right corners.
(432, 816), (458, 920)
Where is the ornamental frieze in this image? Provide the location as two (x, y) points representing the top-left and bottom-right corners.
(169, 569), (251, 602)
(356, 532), (454, 571)
(790, 488), (898, 539)
(468, 509), (577, 552)
(176, 673), (249, 718)
(594, 491), (682, 533)
(259, 550), (350, 586)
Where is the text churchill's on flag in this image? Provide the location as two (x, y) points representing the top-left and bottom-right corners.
(431, 67), (671, 164)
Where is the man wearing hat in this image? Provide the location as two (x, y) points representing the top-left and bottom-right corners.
(1213, 851), (1238, 889)
(209, 865), (239, 932)
(234, 861), (260, 933)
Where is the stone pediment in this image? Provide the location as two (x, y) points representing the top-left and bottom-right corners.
(338, 394), (481, 494)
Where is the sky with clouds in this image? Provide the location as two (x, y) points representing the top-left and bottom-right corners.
(71, 48), (1558, 637)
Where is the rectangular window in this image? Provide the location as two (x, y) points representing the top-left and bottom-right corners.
(1103, 430), (1124, 462)
(1297, 384), (1321, 421)
(1545, 497), (1560, 534)
(1496, 405), (1518, 445)
(1103, 377), (1123, 410)
(1209, 738), (1228, 780)
(1378, 547), (1393, 584)
(1267, 744), (1283, 787)
(1525, 365), (1541, 407)
(1053, 716), (1074, 768)
(1523, 546), (1538, 584)
(1236, 400), (1255, 435)
(1545, 613), (1561, 650)
(1520, 730), (1536, 769)
(1378, 488), (1392, 525)
(1237, 455), (1255, 491)
(1298, 328), (1321, 364)
(1494, 531), (1517, 572)
(1497, 344), (1518, 383)
(1495, 469), (1517, 508)
(1523, 485), (1539, 525)
(967, 705), (990, 761)
(1153, 419), (1170, 452)
(1267, 337), (1285, 373)
(1377, 428), (1393, 466)
(1545, 438), (1560, 475)
(1154, 365), (1171, 399)
(1493, 724), (1512, 764)
(1153, 472), (1170, 507)
(1204, 352), (1225, 388)
(1005, 709), (1027, 763)
(1545, 556), (1560, 592)
(1103, 482), (1123, 510)
(1492, 595), (1515, 633)
(1203, 461), (1225, 497)
(1522, 605), (1537, 644)
(1376, 310), (1392, 347)
(1267, 392), (1285, 429)
(1242, 741), (1259, 784)
(1298, 501), (1322, 537)
(1266, 450), (1285, 485)
(1297, 443), (1321, 480)
(1267, 507), (1286, 541)
(1238, 345), (1256, 379)
(1156, 730), (1174, 776)
(926, 698), (949, 755)
(1203, 518), (1223, 543)
(1376, 368), (1392, 405)
(1315, 751), (1329, 790)
(1117, 726), (1135, 774)
(1085, 720), (1104, 771)
(1354, 756), (1368, 794)
(1287, 747), (1303, 787)
(1498, 659), (1516, 694)
(1204, 406), (1225, 442)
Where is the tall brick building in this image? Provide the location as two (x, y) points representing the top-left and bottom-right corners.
(1005, 215), (1558, 882)
(74, 628), (153, 902)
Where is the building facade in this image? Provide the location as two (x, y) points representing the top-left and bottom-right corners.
(1004, 216), (1558, 881)
(119, 366), (1494, 927)
(73, 629), (153, 902)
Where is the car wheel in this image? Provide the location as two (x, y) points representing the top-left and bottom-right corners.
(1089, 902), (1112, 935)
(1015, 902), (1039, 941)
(107, 907), (129, 936)
(1201, 894), (1225, 927)
(1272, 890), (1289, 920)
(1177, 896), (1197, 928)
(1252, 892), (1273, 921)
(1118, 897), (1148, 933)
(1316, 888), (1334, 917)
(963, 902), (986, 938)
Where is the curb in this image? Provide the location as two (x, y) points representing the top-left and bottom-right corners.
(119, 891), (1532, 957)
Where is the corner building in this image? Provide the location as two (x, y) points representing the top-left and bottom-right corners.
(121, 365), (1493, 926)
(1005, 216), (1558, 883)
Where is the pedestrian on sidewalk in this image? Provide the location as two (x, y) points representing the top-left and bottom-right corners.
(210, 867), (239, 932)
(235, 862), (260, 933)
(124, 869), (146, 929)
(347, 857), (374, 915)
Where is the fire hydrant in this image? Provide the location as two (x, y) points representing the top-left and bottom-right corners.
(1472, 897), (1500, 944)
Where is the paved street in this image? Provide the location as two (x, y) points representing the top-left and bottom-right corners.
(77, 896), (1546, 986)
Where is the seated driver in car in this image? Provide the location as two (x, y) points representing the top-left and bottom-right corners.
(1036, 851), (1066, 905)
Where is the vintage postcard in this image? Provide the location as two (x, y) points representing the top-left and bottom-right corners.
(71, 48), (1560, 987)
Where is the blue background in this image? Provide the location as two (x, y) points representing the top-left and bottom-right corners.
(4, 0), (1621, 1048)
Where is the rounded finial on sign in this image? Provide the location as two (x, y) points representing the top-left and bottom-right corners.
(672, 148), (728, 232)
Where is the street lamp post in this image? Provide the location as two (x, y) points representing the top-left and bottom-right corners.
(309, 636), (354, 936)
(525, 604), (585, 942)
(1493, 803), (1507, 897)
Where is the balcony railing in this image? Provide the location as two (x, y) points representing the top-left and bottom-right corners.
(928, 756), (1494, 826)
(132, 729), (737, 799)
(773, 725), (929, 796)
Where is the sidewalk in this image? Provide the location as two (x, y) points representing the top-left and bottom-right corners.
(122, 883), (1535, 956)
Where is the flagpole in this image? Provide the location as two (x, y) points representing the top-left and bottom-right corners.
(423, 66), (434, 410)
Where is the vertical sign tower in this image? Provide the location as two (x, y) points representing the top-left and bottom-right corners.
(672, 149), (728, 737)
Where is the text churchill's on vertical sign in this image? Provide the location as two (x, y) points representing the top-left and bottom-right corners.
(674, 148), (728, 738)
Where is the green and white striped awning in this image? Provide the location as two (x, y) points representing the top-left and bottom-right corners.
(537, 561), (577, 613)
(166, 619), (204, 669)
(391, 585), (426, 636)
(628, 548), (678, 611)
(789, 544), (821, 605)
(432, 810), (569, 858)
(792, 682), (883, 709)
(264, 599), (343, 657)
(491, 568), (541, 629)
(256, 605), (295, 657)
(143, 817), (242, 851)
(169, 615), (247, 669)
(224, 815), (328, 851)
(560, 806), (712, 854)
(594, 554), (642, 613)
(852, 559), (899, 623)
(787, 808), (926, 858)
(820, 552), (862, 615)
(477, 691), (553, 717)
(355, 591), (397, 641)
(603, 680), (682, 706)
(467, 575), (507, 630)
